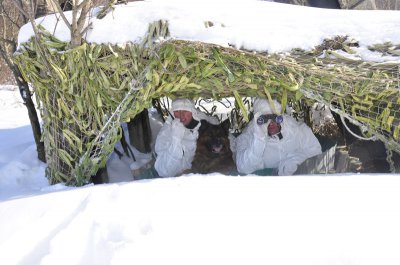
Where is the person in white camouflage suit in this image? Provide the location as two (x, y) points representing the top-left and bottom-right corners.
(236, 98), (322, 176)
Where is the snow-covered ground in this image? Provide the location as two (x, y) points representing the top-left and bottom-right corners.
(1, 81), (400, 265)
(2, 1), (400, 264)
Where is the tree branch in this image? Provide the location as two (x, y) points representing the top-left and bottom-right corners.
(0, 45), (13, 67)
(71, 0), (93, 47)
(77, 0), (90, 10)
(11, 0), (30, 19)
(0, 2), (23, 29)
(0, 36), (15, 46)
(72, 0), (78, 31)
(17, 0), (29, 24)
(96, 0), (117, 19)
(76, 0), (91, 33)
(30, 0), (35, 17)
(46, 0), (72, 31)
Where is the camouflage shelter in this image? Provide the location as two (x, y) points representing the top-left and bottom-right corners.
(15, 1), (400, 185)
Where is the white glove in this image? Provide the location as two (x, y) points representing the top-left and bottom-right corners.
(171, 119), (186, 139)
(278, 160), (298, 176)
(254, 112), (270, 138)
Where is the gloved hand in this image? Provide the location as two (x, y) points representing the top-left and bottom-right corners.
(171, 119), (186, 139)
(278, 160), (298, 176)
(254, 112), (270, 138)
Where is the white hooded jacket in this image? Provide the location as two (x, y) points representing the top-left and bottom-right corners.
(154, 99), (218, 178)
(236, 98), (322, 176)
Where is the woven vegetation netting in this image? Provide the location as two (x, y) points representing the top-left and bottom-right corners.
(15, 21), (400, 185)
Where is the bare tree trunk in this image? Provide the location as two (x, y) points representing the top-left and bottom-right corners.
(15, 66), (46, 162)
(44, 0), (93, 47)
(1, 0), (45, 162)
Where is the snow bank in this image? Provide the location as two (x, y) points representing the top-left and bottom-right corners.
(17, 1), (400, 62)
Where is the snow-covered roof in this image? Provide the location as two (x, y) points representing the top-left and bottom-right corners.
(17, 0), (400, 62)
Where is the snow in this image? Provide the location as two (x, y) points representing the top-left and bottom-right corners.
(2, 1), (400, 264)
(17, 0), (400, 62)
(1, 171), (400, 265)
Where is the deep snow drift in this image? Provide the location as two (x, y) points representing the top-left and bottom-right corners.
(2, 1), (400, 264)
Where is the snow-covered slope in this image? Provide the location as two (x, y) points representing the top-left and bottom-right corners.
(18, 0), (400, 62)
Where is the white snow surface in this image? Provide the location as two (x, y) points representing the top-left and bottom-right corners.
(3, 1), (400, 264)
(1, 82), (400, 265)
(18, 0), (400, 62)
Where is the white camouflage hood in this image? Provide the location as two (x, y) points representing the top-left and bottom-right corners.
(171, 99), (218, 125)
(253, 98), (282, 114)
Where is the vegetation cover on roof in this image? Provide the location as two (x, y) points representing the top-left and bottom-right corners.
(15, 20), (400, 185)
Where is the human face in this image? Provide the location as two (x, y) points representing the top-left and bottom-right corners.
(267, 120), (281, 136)
(173, 110), (193, 126)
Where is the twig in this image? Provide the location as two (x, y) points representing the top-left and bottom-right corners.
(46, 0), (72, 31)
